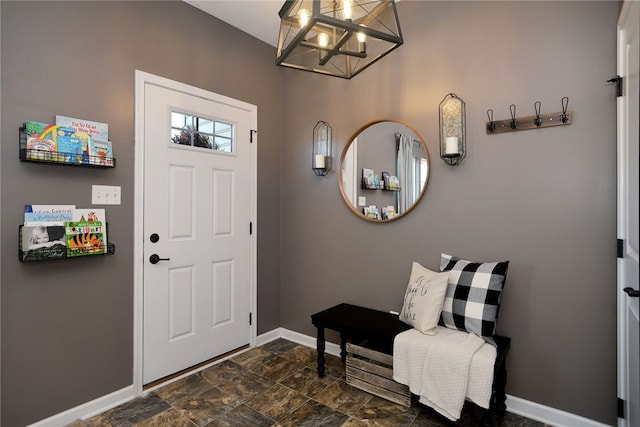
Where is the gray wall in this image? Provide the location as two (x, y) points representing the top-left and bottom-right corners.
(0, 1), (621, 426)
(0, 2), (282, 426)
(279, 1), (618, 425)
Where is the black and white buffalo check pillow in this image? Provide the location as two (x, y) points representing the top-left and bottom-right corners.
(439, 253), (509, 346)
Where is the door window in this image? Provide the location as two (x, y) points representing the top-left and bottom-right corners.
(170, 111), (233, 153)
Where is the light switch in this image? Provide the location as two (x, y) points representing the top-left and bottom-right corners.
(92, 185), (121, 205)
(358, 196), (366, 207)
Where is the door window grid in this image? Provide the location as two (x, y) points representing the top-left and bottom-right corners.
(170, 111), (233, 153)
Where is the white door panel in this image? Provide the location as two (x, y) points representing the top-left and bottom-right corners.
(141, 81), (255, 384)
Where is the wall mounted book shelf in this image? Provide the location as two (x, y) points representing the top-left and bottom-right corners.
(19, 126), (116, 168)
(18, 225), (115, 263)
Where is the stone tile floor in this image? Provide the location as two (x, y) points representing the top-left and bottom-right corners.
(67, 339), (546, 426)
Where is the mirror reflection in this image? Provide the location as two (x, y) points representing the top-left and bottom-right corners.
(339, 120), (430, 222)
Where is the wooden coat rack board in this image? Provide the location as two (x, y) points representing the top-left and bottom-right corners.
(486, 98), (572, 134)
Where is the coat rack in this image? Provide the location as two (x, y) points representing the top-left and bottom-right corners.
(486, 97), (572, 134)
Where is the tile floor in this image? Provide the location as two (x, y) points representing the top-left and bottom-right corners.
(67, 339), (546, 426)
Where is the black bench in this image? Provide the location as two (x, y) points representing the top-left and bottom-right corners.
(311, 303), (510, 421)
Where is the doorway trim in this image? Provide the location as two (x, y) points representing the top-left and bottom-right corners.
(133, 70), (257, 396)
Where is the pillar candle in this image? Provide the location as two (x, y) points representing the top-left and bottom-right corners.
(445, 137), (459, 155)
(315, 154), (326, 168)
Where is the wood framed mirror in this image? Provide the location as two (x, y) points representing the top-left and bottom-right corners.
(338, 119), (430, 222)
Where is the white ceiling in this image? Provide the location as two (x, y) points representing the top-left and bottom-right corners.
(184, 0), (283, 47)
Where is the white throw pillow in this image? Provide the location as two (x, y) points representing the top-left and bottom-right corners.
(399, 262), (450, 335)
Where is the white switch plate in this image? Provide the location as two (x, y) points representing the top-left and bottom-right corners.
(358, 196), (366, 206)
(92, 185), (121, 205)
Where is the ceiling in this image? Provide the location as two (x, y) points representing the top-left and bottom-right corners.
(184, 1), (283, 47)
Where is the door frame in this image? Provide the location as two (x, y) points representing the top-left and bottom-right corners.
(133, 70), (257, 396)
(617, 1), (639, 425)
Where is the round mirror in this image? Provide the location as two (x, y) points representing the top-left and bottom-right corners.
(338, 119), (430, 222)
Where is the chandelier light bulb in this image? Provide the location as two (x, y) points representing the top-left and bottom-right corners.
(298, 8), (310, 28)
(343, 0), (353, 20)
(318, 32), (329, 47)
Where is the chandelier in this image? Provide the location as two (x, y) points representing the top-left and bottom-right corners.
(276, 0), (403, 79)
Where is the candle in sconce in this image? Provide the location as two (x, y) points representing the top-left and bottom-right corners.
(315, 154), (326, 169)
(445, 136), (459, 155)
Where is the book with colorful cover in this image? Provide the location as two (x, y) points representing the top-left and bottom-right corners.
(72, 209), (107, 247)
(25, 121), (56, 160)
(54, 126), (83, 163)
(65, 221), (106, 256)
(56, 115), (109, 141)
(88, 138), (113, 166)
(24, 204), (75, 226)
(382, 205), (397, 220)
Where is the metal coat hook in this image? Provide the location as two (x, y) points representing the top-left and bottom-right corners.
(485, 99), (573, 134)
(509, 104), (517, 129)
(561, 97), (570, 123)
(486, 109), (495, 132)
(534, 101), (543, 127)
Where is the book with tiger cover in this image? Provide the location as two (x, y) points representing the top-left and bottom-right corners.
(72, 208), (107, 248)
(65, 221), (106, 257)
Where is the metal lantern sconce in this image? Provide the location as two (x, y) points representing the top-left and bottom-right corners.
(276, 0), (403, 79)
(439, 93), (466, 166)
(312, 121), (332, 176)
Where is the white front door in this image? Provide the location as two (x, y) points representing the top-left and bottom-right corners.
(138, 73), (257, 384)
(617, 2), (640, 426)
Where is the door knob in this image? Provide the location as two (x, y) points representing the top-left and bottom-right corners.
(149, 254), (170, 264)
(623, 287), (640, 298)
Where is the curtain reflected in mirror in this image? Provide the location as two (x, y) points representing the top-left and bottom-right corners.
(397, 133), (428, 214)
(339, 120), (430, 222)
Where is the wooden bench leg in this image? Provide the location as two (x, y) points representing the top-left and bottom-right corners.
(340, 332), (347, 362)
(479, 406), (494, 427)
(316, 326), (326, 378)
(490, 359), (507, 417)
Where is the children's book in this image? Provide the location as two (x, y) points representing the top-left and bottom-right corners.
(56, 115), (109, 141)
(388, 175), (400, 191)
(73, 208), (107, 247)
(88, 139), (113, 166)
(25, 121), (56, 160)
(24, 205), (75, 226)
(362, 168), (379, 189)
(72, 208), (105, 223)
(54, 126), (83, 163)
(363, 205), (380, 220)
(25, 204), (75, 214)
(20, 225), (67, 260)
(382, 205), (397, 220)
(65, 221), (106, 256)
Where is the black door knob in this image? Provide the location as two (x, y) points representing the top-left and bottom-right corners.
(623, 287), (640, 298)
(149, 254), (170, 264)
(150, 233), (160, 243)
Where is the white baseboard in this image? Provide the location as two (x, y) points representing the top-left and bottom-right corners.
(28, 386), (135, 427)
(28, 327), (613, 427)
(505, 394), (613, 427)
(255, 326), (284, 347)
(278, 327), (342, 357)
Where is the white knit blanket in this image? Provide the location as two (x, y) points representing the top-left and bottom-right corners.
(393, 327), (497, 421)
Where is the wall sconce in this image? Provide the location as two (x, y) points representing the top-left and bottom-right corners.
(312, 121), (332, 176)
(276, 0), (403, 79)
(439, 93), (466, 166)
